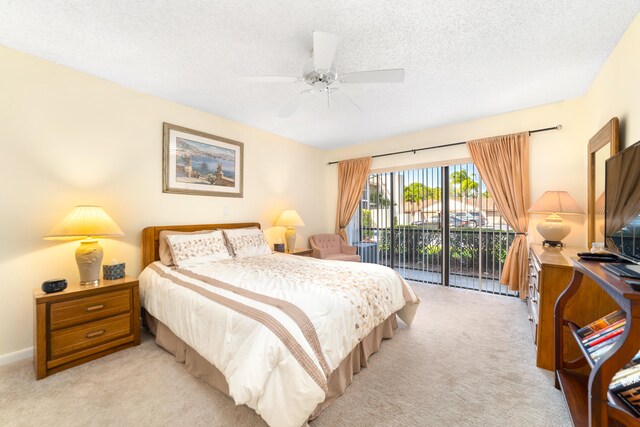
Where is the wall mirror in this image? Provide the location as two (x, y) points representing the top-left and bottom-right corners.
(588, 117), (619, 246)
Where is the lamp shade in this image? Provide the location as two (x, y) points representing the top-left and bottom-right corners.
(275, 209), (305, 227)
(528, 191), (584, 215)
(45, 206), (124, 239)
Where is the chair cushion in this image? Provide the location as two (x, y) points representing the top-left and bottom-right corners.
(311, 234), (342, 255)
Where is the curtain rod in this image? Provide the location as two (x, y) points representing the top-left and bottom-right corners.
(327, 124), (562, 165)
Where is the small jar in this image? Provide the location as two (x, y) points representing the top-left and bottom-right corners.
(591, 242), (605, 253)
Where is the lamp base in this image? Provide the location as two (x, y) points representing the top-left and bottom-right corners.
(284, 227), (296, 253)
(76, 240), (103, 286)
(536, 217), (571, 247)
(542, 240), (565, 248)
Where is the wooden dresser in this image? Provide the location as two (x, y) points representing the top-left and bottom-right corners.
(527, 244), (618, 371)
(34, 276), (140, 379)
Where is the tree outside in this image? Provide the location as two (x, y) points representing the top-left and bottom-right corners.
(450, 170), (479, 198)
(403, 182), (441, 203)
(369, 190), (391, 208)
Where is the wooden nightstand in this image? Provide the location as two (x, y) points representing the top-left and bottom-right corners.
(288, 248), (312, 256)
(33, 276), (140, 379)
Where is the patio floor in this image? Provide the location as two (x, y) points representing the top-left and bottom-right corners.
(394, 266), (518, 296)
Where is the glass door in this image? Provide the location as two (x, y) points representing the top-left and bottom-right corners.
(348, 161), (516, 296)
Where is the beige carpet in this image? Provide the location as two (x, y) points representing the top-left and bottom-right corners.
(0, 284), (570, 427)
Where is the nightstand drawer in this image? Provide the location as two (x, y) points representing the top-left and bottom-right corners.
(50, 289), (131, 330)
(50, 313), (131, 359)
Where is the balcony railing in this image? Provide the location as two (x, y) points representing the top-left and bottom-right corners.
(356, 225), (515, 284)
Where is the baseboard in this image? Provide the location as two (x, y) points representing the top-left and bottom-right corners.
(0, 347), (33, 366)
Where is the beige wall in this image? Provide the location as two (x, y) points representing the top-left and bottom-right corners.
(0, 46), (327, 357)
(325, 13), (640, 250)
(584, 12), (640, 149)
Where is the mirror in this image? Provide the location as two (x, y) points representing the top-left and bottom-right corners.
(588, 118), (619, 246)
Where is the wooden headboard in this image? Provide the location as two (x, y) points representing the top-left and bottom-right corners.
(141, 222), (261, 269)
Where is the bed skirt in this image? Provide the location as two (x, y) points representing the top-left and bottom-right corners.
(143, 309), (398, 420)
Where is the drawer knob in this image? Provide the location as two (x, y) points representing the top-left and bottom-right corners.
(86, 329), (106, 338)
(85, 304), (105, 312)
(532, 298), (538, 303)
(528, 315), (533, 322)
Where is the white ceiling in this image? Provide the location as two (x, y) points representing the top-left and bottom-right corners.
(1, 1), (639, 149)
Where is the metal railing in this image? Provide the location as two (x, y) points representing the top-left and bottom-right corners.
(347, 163), (518, 296)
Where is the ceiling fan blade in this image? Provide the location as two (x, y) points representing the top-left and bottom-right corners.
(329, 88), (362, 111)
(340, 68), (405, 83)
(277, 90), (311, 118)
(239, 76), (300, 83)
(313, 31), (339, 71)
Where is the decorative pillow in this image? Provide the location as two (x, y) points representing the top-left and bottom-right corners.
(158, 230), (218, 266)
(223, 228), (272, 259)
(165, 230), (232, 268)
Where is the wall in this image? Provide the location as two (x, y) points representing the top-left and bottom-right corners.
(324, 98), (589, 247)
(584, 12), (640, 148)
(324, 12), (640, 251)
(0, 46), (327, 358)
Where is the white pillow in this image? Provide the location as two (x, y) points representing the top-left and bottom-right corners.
(223, 228), (272, 259)
(158, 229), (217, 266)
(166, 230), (232, 267)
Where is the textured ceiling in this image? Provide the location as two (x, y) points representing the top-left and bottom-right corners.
(1, 1), (639, 149)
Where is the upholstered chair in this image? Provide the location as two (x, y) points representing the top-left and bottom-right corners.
(309, 234), (361, 262)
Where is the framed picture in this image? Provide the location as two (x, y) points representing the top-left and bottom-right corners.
(163, 123), (244, 198)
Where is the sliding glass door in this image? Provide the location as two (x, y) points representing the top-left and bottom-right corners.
(347, 162), (516, 296)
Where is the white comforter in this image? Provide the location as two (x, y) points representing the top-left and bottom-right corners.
(139, 253), (419, 427)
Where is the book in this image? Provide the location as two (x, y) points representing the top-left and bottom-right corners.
(588, 335), (621, 354)
(615, 383), (640, 417)
(610, 366), (640, 392)
(577, 310), (625, 340)
(582, 319), (626, 344)
(584, 327), (625, 349)
(611, 364), (640, 387)
(591, 343), (618, 362)
(623, 350), (640, 370)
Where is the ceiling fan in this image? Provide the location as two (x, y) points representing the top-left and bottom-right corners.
(240, 31), (405, 117)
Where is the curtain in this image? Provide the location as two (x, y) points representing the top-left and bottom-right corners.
(336, 157), (372, 243)
(467, 132), (530, 297)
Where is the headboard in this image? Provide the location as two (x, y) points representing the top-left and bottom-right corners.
(141, 222), (261, 269)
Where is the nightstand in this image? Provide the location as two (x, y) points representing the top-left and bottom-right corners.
(288, 248), (312, 256)
(33, 276), (140, 379)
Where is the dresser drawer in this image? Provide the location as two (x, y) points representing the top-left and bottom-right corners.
(50, 313), (131, 359)
(50, 289), (131, 330)
(527, 290), (539, 344)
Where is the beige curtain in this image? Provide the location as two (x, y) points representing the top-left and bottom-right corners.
(467, 132), (530, 298)
(336, 157), (372, 243)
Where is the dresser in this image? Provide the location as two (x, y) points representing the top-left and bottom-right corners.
(33, 276), (140, 379)
(527, 244), (618, 371)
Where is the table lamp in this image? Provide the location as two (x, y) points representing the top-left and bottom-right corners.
(528, 191), (584, 247)
(45, 206), (124, 286)
(275, 209), (305, 252)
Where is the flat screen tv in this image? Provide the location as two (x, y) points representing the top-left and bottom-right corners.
(605, 140), (640, 265)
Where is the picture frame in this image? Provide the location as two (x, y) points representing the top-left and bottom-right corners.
(163, 122), (244, 198)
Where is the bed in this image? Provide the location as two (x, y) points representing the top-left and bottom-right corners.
(138, 223), (420, 427)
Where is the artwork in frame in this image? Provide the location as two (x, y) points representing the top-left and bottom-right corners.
(163, 123), (244, 198)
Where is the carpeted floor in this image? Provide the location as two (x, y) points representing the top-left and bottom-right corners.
(0, 283), (570, 427)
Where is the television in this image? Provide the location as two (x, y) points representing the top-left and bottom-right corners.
(604, 140), (640, 266)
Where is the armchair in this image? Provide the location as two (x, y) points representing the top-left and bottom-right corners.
(309, 234), (361, 262)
